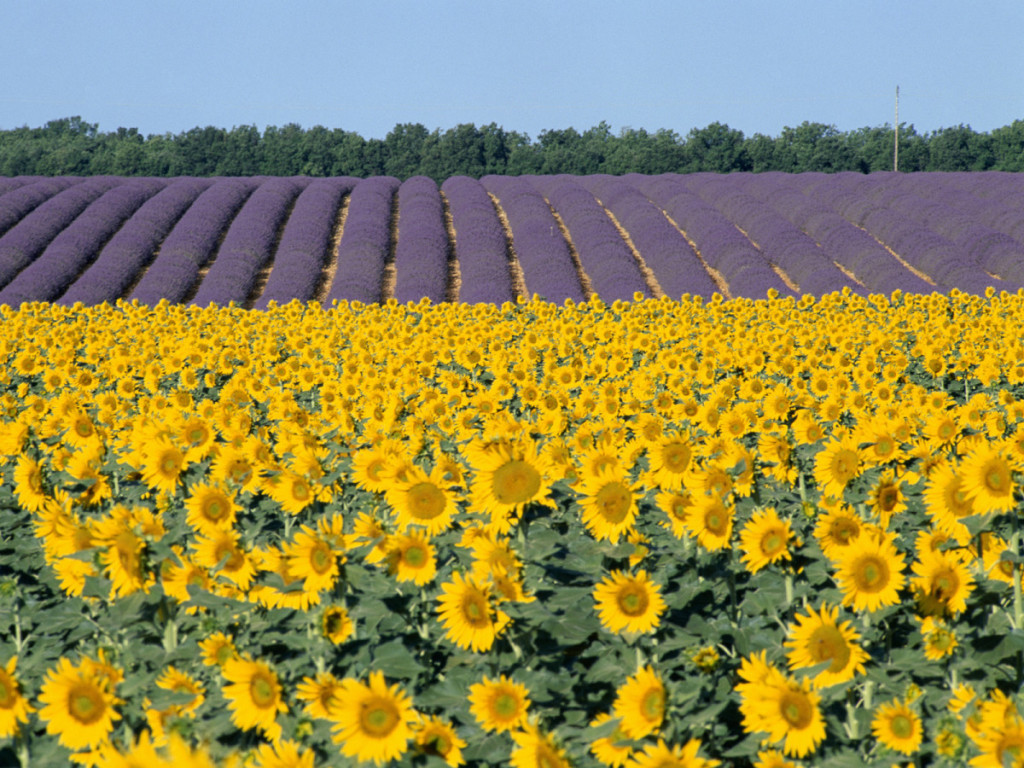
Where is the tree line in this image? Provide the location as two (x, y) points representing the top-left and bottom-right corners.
(1, 116), (1023, 179)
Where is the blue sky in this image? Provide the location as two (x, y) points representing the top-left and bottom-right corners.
(3, 0), (1022, 140)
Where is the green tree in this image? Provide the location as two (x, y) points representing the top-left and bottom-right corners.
(990, 120), (1024, 172)
(384, 123), (430, 179)
(682, 122), (750, 172)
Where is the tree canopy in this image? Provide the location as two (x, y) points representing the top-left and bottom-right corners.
(1, 117), (1022, 179)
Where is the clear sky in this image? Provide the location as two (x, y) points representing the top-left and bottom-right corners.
(3, 0), (1022, 141)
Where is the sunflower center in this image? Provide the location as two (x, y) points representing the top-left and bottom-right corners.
(407, 482), (446, 519)
(983, 459), (1010, 493)
(929, 629), (954, 651)
(161, 454), (181, 474)
(704, 506), (729, 536)
(662, 442), (691, 473)
(809, 625), (851, 672)
(324, 610), (345, 635)
(249, 673), (277, 708)
(760, 529), (786, 557)
(832, 519), (859, 544)
(878, 486), (900, 512)
(492, 461), (540, 505)
(779, 691), (813, 729)
(215, 644), (235, 665)
(204, 497), (225, 520)
(595, 482), (632, 524)
(536, 744), (563, 768)
(640, 687), (665, 722)
(68, 683), (106, 725)
(890, 714), (914, 739)
(426, 732), (451, 755)
(932, 567), (959, 600)
(462, 591), (491, 628)
(493, 692), (519, 719)
(0, 672), (15, 707)
(854, 555), (889, 592)
(403, 545), (427, 568)
(617, 584), (650, 617)
(311, 543), (333, 574)
(831, 449), (859, 484)
(75, 420), (93, 437)
(361, 698), (399, 738)
(292, 479), (310, 501)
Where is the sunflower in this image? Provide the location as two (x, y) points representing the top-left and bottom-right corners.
(251, 739), (317, 768)
(752, 749), (800, 768)
(784, 603), (868, 687)
(919, 616), (959, 660)
(468, 674), (530, 733)
(141, 438), (187, 496)
(613, 665), (666, 739)
(154, 665), (204, 717)
(656, 489), (693, 539)
(813, 436), (863, 501)
(510, 722), (572, 768)
(744, 673), (826, 758)
(959, 441), (1019, 514)
(198, 631), (238, 668)
(296, 671), (344, 719)
(321, 605), (355, 644)
(578, 464), (642, 543)
(593, 570), (667, 635)
(265, 469), (318, 515)
(183, 481), (238, 535)
(627, 738), (721, 768)
(13, 455), (48, 512)
(739, 507), (794, 573)
(871, 698), (922, 755)
(37, 655), (123, 750)
(0, 656), (33, 738)
(385, 463), (458, 536)
(647, 432), (694, 491)
(834, 532), (906, 613)
(683, 493), (734, 551)
(814, 505), (865, 562)
(923, 460), (977, 537)
(192, 529), (256, 590)
(283, 525), (344, 593)
(413, 715), (466, 767)
(330, 671), (417, 766)
(467, 438), (553, 520)
(221, 655), (287, 742)
(911, 547), (974, 617)
(867, 470), (907, 528)
(351, 443), (401, 494)
(589, 713), (633, 767)
(436, 571), (509, 652)
(385, 531), (437, 585)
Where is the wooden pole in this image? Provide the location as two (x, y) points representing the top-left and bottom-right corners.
(894, 85), (899, 172)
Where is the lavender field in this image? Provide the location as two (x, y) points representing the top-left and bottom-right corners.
(1, 171), (1023, 308)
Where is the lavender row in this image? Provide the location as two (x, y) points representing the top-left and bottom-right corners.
(0, 178), (80, 238)
(190, 177), (308, 307)
(0, 179), (166, 307)
(807, 175), (1021, 295)
(129, 179), (257, 305)
(739, 173), (936, 295)
(480, 176), (585, 304)
(58, 179), (213, 307)
(392, 176), (449, 305)
(577, 174), (718, 300)
(685, 175), (864, 297)
(627, 175), (795, 300)
(325, 176), (400, 305)
(0, 177), (121, 293)
(440, 176), (515, 304)
(253, 178), (356, 309)
(528, 175), (648, 302)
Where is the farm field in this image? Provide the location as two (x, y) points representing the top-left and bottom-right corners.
(1, 172), (1024, 307)
(4, 171), (1024, 768)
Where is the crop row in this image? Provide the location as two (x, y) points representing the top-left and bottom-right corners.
(1, 172), (1023, 307)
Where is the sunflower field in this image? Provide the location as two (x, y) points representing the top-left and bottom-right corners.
(3, 288), (1024, 768)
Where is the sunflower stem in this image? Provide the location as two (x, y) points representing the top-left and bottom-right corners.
(16, 731), (29, 768)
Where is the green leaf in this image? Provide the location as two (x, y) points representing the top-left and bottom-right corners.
(372, 640), (425, 679)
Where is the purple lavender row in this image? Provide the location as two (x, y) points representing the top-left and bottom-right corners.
(0, 179), (166, 307)
(528, 175), (648, 302)
(576, 175), (718, 300)
(480, 175), (585, 303)
(325, 176), (400, 305)
(741, 173), (935, 295)
(252, 177), (356, 309)
(809, 175), (1019, 295)
(0, 178), (82, 238)
(0, 178), (30, 197)
(58, 179), (213, 307)
(392, 176), (449, 305)
(861, 181), (1024, 285)
(0, 177), (121, 294)
(129, 178), (257, 306)
(627, 175), (794, 300)
(190, 177), (308, 306)
(686, 174), (864, 297)
(440, 176), (515, 304)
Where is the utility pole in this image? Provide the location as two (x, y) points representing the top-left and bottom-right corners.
(894, 85), (899, 172)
